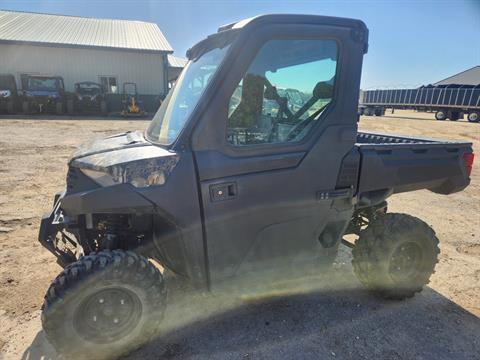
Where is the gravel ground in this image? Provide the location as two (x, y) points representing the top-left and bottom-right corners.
(0, 110), (479, 359)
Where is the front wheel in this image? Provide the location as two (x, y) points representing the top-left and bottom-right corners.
(352, 213), (439, 300)
(42, 250), (167, 359)
(468, 111), (479, 123)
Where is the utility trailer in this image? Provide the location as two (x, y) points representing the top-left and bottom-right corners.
(359, 84), (480, 122)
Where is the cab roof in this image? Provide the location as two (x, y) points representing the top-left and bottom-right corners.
(217, 14), (367, 34)
(187, 14), (368, 59)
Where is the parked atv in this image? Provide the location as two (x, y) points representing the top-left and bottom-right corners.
(121, 82), (146, 117)
(38, 15), (474, 359)
(0, 74), (18, 114)
(71, 81), (108, 115)
(21, 75), (67, 114)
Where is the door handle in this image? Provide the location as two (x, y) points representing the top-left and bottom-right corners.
(210, 182), (237, 202)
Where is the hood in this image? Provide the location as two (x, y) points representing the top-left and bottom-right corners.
(69, 131), (180, 185)
(71, 131), (152, 161)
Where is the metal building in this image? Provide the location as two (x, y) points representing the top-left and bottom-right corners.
(434, 66), (480, 86)
(167, 54), (188, 85)
(0, 9), (183, 111)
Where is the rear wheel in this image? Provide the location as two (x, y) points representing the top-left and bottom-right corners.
(55, 102), (63, 115)
(468, 112), (479, 123)
(352, 213), (439, 300)
(435, 110), (447, 120)
(6, 100), (14, 114)
(42, 250), (166, 359)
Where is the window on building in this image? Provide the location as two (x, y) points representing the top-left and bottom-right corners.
(99, 76), (118, 94)
(227, 39), (338, 146)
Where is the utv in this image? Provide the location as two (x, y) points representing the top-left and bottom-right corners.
(72, 81), (108, 115)
(38, 14), (474, 359)
(0, 74), (18, 114)
(21, 75), (67, 114)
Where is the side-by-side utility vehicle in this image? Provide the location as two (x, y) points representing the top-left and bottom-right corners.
(21, 74), (67, 114)
(0, 74), (18, 114)
(71, 81), (108, 115)
(38, 15), (474, 359)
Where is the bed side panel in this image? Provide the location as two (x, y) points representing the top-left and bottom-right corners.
(357, 144), (472, 195)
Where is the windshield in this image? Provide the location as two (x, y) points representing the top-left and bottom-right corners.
(0, 76), (14, 90)
(77, 83), (102, 94)
(27, 77), (57, 91)
(146, 44), (231, 145)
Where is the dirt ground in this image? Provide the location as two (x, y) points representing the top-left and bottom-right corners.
(0, 110), (479, 359)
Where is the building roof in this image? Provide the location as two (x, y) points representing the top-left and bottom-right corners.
(434, 66), (480, 86)
(167, 54), (188, 68)
(0, 9), (173, 53)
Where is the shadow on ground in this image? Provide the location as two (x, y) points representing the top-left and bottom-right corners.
(22, 254), (480, 360)
(0, 114), (152, 121)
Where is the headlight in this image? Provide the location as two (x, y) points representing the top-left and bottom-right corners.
(80, 168), (117, 187)
(80, 168), (165, 188)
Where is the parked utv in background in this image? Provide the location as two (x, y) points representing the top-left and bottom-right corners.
(21, 75), (67, 114)
(121, 82), (146, 117)
(0, 74), (18, 114)
(71, 81), (108, 115)
(38, 14), (475, 359)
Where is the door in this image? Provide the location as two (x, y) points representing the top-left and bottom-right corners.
(192, 24), (364, 283)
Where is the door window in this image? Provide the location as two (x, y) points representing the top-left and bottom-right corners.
(99, 76), (118, 94)
(227, 39), (338, 146)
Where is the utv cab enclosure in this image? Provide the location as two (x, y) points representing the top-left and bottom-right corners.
(38, 14), (474, 359)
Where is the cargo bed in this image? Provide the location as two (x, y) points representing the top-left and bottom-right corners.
(354, 132), (473, 201)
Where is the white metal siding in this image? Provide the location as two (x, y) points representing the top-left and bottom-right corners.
(0, 43), (165, 94)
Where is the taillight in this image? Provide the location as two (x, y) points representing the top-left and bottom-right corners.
(463, 153), (474, 177)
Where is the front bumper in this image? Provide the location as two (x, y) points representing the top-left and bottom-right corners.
(38, 191), (78, 266)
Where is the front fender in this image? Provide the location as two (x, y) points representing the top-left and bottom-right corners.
(60, 183), (155, 215)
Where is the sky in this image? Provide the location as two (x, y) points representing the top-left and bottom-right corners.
(0, 0), (479, 89)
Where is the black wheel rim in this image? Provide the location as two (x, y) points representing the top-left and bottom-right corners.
(74, 287), (142, 344)
(388, 242), (423, 283)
